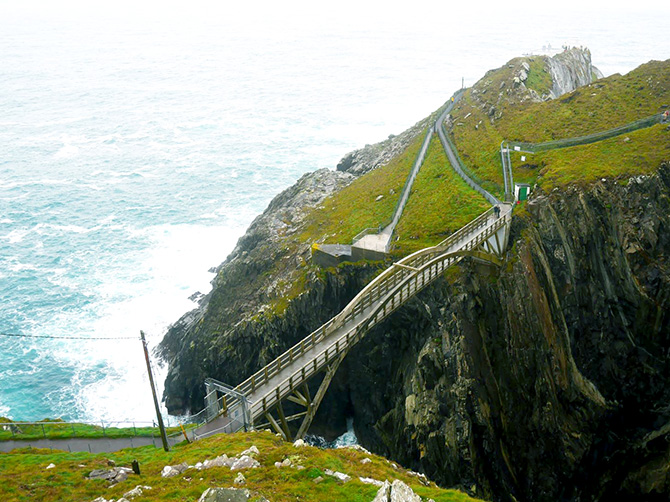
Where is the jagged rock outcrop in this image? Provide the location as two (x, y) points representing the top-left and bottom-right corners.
(158, 49), (669, 501)
(318, 163), (670, 501)
(548, 47), (603, 98)
(159, 165), (396, 413)
(467, 47), (602, 123)
(337, 118), (429, 176)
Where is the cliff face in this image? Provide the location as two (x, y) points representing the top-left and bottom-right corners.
(547, 47), (603, 98)
(319, 164), (670, 501)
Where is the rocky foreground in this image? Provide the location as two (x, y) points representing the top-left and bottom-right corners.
(0, 431), (480, 501)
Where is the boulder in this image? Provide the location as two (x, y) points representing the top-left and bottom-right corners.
(198, 487), (250, 502)
(324, 468), (351, 482)
(234, 472), (246, 485)
(372, 481), (391, 502)
(390, 480), (421, 502)
(230, 455), (260, 471)
(240, 445), (259, 457)
(371, 480), (421, 502)
(88, 467), (133, 485)
(293, 438), (306, 448)
(161, 462), (189, 478)
(46, 463), (55, 470)
(203, 455), (234, 469)
(123, 485), (152, 499)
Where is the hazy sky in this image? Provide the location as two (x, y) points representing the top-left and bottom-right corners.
(4, 0), (670, 27)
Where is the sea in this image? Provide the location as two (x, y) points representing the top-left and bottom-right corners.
(1, 2), (669, 425)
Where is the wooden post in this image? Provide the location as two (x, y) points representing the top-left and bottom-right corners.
(140, 330), (169, 452)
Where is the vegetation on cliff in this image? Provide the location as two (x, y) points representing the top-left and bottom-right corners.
(0, 431), (482, 502)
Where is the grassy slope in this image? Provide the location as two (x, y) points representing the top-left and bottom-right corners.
(301, 130), (427, 246)
(451, 59), (670, 190)
(0, 431), (484, 502)
(393, 137), (490, 255)
(513, 123), (670, 190)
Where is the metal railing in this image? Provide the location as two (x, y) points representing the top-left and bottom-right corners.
(351, 126), (434, 251)
(351, 92), (464, 251)
(437, 117), (501, 205)
(509, 113), (663, 153)
(0, 420), (168, 440)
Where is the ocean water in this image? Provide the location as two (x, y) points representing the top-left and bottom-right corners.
(1, 3), (669, 423)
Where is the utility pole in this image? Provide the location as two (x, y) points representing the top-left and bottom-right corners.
(140, 330), (169, 452)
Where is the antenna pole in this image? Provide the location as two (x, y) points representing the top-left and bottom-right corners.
(141, 330), (169, 451)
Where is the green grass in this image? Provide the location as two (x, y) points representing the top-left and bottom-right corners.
(393, 137), (490, 255)
(301, 129), (428, 246)
(0, 430), (486, 502)
(525, 58), (553, 96)
(524, 123), (670, 190)
(450, 58), (670, 191)
(0, 418), (187, 442)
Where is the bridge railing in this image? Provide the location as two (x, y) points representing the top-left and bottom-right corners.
(247, 209), (512, 420)
(336, 205), (496, 328)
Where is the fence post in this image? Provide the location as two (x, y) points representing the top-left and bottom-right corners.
(41, 423), (45, 439)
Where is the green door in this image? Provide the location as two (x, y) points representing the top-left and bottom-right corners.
(518, 186), (528, 201)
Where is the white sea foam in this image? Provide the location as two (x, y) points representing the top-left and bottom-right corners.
(8, 262), (38, 273)
(0, 402), (11, 419)
(54, 144), (80, 159)
(5, 229), (28, 243)
(35, 222), (245, 421)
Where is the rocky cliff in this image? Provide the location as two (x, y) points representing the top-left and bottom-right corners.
(547, 47), (603, 98)
(318, 164), (670, 501)
(158, 51), (669, 501)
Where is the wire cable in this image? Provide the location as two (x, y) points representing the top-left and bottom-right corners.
(0, 332), (140, 341)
